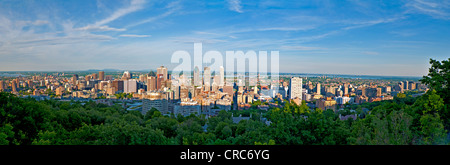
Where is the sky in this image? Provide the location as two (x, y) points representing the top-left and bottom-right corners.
(0, 0), (449, 77)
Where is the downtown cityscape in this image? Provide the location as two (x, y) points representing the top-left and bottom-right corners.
(0, 68), (427, 119)
(0, 0), (450, 161)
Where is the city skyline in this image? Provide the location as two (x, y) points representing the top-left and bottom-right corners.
(1, 0), (450, 76)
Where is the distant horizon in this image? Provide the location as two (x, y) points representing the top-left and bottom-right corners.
(0, 70), (424, 79)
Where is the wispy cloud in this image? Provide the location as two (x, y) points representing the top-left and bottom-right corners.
(361, 51), (379, 55)
(126, 1), (181, 28)
(281, 45), (327, 51)
(119, 34), (151, 38)
(342, 16), (405, 30)
(94, 0), (146, 26)
(227, 0), (243, 13)
(77, 0), (146, 32)
(76, 25), (126, 32)
(404, 0), (450, 19)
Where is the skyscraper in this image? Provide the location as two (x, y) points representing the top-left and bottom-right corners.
(0, 80), (4, 91)
(147, 76), (156, 91)
(316, 83), (321, 95)
(99, 71), (105, 81)
(219, 66), (224, 87)
(157, 74), (163, 90)
(403, 81), (409, 91)
(203, 67), (211, 91)
(92, 73), (98, 80)
(122, 71), (132, 80)
(112, 80), (124, 93)
(193, 66), (201, 86)
(157, 66), (168, 81)
(289, 77), (302, 100)
(124, 79), (137, 93)
(11, 80), (17, 92)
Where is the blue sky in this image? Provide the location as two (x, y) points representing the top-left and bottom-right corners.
(0, 0), (449, 76)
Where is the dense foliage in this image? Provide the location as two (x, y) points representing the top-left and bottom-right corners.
(0, 89), (447, 145)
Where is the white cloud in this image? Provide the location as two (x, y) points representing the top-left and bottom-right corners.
(404, 0), (450, 19)
(119, 34), (151, 38)
(227, 0), (243, 13)
(281, 45), (326, 51)
(94, 0), (146, 26)
(126, 1), (181, 28)
(361, 51), (379, 55)
(77, 0), (146, 32)
(76, 25), (126, 32)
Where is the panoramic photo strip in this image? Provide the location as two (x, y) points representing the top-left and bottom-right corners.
(0, 0), (449, 162)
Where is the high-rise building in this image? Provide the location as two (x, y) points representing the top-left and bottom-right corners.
(193, 66), (201, 86)
(85, 75), (91, 82)
(0, 80), (5, 91)
(91, 73), (98, 80)
(122, 71), (132, 80)
(0, 80), (4, 91)
(147, 76), (156, 91)
(403, 81), (409, 91)
(409, 82), (416, 90)
(157, 74), (163, 90)
(219, 66), (224, 87)
(142, 92), (168, 115)
(157, 66), (168, 81)
(343, 83), (349, 95)
(11, 80), (17, 92)
(316, 83), (321, 95)
(99, 71), (105, 81)
(203, 67), (211, 91)
(112, 80), (124, 93)
(361, 87), (366, 96)
(123, 79), (137, 93)
(289, 77), (302, 100)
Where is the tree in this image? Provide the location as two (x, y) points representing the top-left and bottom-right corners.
(0, 124), (15, 145)
(420, 58), (450, 105)
(419, 113), (446, 145)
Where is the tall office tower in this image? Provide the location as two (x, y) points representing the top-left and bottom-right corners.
(105, 75), (113, 81)
(124, 79), (137, 93)
(112, 80), (124, 93)
(361, 87), (366, 96)
(139, 75), (147, 82)
(11, 80), (17, 92)
(343, 83), (349, 95)
(203, 67), (211, 91)
(193, 66), (201, 86)
(409, 82), (416, 90)
(122, 71), (132, 80)
(157, 74), (163, 90)
(376, 87), (382, 97)
(85, 75), (91, 82)
(91, 73), (98, 80)
(385, 86), (391, 93)
(72, 74), (79, 85)
(157, 66), (168, 81)
(403, 81), (409, 91)
(0, 80), (4, 91)
(219, 66), (224, 87)
(316, 83), (321, 95)
(289, 77), (302, 100)
(27, 80), (33, 89)
(99, 71), (105, 81)
(71, 75), (78, 85)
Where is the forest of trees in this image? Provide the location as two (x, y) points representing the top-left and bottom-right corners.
(0, 58), (448, 145)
